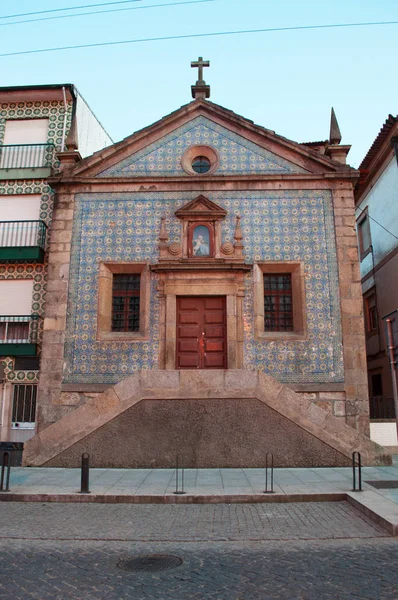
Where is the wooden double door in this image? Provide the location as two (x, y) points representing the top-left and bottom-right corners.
(176, 296), (227, 369)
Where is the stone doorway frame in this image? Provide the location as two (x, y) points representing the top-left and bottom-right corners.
(156, 271), (247, 370)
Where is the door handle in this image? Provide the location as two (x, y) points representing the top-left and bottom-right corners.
(199, 331), (205, 351)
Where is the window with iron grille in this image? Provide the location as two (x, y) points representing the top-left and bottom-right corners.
(263, 274), (293, 332)
(111, 274), (140, 332)
(12, 384), (37, 425)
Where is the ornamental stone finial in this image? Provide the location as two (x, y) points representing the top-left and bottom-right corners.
(329, 107), (342, 145)
(233, 215), (244, 259)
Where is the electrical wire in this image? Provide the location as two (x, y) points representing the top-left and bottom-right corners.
(0, 0), (212, 28)
(1, 19), (397, 58)
(357, 208), (398, 241)
(0, 0), (145, 20)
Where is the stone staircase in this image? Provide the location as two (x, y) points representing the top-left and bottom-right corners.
(23, 370), (391, 468)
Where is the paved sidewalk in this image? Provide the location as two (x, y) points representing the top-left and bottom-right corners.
(2, 462), (398, 534)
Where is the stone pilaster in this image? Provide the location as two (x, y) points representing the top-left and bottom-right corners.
(37, 191), (75, 431)
(332, 186), (369, 435)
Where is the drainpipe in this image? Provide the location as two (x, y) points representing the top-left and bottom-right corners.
(61, 86), (68, 152)
(385, 316), (398, 435)
(0, 381), (6, 438)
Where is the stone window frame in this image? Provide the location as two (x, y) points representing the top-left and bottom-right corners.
(254, 262), (307, 341)
(97, 262), (150, 341)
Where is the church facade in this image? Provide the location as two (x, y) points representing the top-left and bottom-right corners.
(23, 65), (389, 467)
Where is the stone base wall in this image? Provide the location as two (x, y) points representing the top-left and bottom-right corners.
(24, 370), (389, 468)
(45, 397), (350, 468)
(296, 391), (346, 419)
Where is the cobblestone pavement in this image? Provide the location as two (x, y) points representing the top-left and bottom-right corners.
(0, 502), (389, 541)
(0, 502), (396, 599)
(0, 538), (397, 600)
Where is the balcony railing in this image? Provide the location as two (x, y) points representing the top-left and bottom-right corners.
(0, 315), (41, 356)
(0, 143), (55, 177)
(0, 220), (47, 262)
(0, 143), (54, 169)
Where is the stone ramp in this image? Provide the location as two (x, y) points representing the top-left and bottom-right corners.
(23, 370), (391, 467)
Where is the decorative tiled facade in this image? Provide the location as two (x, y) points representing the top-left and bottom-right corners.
(64, 190), (343, 384)
(0, 100), (72, 382)
(99, 116), (307, 177)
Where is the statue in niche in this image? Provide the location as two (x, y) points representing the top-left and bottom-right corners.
(192, 225), (210, 256)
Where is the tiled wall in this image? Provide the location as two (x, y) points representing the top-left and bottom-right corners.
(0, 100), (72, 382)
(64, 190), (343, 385)
(98, 116), (307, 177)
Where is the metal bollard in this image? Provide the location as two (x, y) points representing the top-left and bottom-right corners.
(352, 451), (362, 492)
(0, 452), (11, 492)
(263, 453), (274, 494)
(79, 453), (90, 494)
(174, 454), (185, 495)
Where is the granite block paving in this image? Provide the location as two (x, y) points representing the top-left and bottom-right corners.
(0, 518), (397, 599)
(0, 502), (388, 542)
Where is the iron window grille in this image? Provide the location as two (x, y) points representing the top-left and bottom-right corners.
(111, 274), (140, 332)
(264, 274), (293, 332)
(12, 384), (37, 427)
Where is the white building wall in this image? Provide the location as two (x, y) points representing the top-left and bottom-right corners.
(356, 156), (398, 279)
(369, 422), (398, 447)
(75, 92), (113, 158)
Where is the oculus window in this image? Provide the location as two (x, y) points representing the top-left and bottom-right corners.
(191, 156), (211, 174)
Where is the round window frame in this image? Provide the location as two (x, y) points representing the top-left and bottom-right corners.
(181, 145), (219, 176)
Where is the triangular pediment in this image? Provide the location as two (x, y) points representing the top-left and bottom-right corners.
(71, 100), (351, 178)
(175, 195), (227, 219)
(96, 115), (308, 178)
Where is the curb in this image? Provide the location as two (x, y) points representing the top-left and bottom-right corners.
(347, 492), (398, 537)
(0, 492), (346, 504)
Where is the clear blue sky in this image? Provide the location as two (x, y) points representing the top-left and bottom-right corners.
(0, 0), (397, 167)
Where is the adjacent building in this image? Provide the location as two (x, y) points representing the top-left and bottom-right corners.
(22, 64), (389, 468)
(355, 115), (398, 448)
(0, 84), (112, 443)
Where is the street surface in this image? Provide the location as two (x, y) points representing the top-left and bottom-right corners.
(0, 502), (396, 599)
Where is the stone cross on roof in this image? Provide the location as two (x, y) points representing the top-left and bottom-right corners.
(191, 56), (211, 100)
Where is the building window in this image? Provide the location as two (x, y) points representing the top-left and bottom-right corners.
(263, 274), (293, 332)
(364, 291), (378, 333)
(357, 212), (371, 258)
(111, 274), (140, 332)
(371, 373), (383, 397)
(191, 156), (211, 174)
(254, 263), (306, 340)
(97, 263), (149, 341)
(12, 384), (37, 426)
